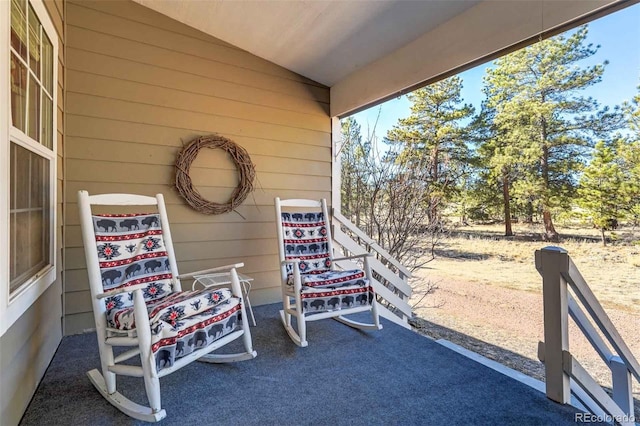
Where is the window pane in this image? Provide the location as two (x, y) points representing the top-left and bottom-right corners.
(10, 53), (27, 132)
(30, 210), (46, 271)
(13, 143), (31, 209)
(10, 212), (17, 282)
(28, 4), (40, 79)
(10, 0), (27, 61)
(28, 74), (40, 141)
(29, 151), (45, 208)
(41, 93), (53, 149)
(10, 143), (51, 293)
(41, 32), (53, 94)
(12, 212), (32, 286)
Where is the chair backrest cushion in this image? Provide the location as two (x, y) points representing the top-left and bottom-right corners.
(281, 211), (331, 275)
(92, 213), (174, 313)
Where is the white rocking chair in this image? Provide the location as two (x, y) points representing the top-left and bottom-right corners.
(274, 198), (382, 347)
(78, 191), (257, 422)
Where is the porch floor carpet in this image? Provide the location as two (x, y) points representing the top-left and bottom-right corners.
(20, 303), (600, 425)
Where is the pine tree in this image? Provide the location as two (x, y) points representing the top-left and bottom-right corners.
(622, 84), (640, 136)
(617, 139), (640, 224)
(386, 76), (474, 223)
(472, 101), (523, 235)
(481, 25), (621, 241)
(620, 85), (640, 222)
(578, 141), (625, 245)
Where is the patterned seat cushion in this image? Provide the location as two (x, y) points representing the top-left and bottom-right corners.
(287, 269), (367, 289)
(154, 297), (242, 371)
(105, 287), (233, 331)
(93, 212), (244, 371)
(301, 284), (374, 313)
(107, 287), (242, 371)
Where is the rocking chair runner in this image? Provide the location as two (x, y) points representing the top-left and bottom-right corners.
(78, 191), (256, 422)
(274, 198), (382, 347)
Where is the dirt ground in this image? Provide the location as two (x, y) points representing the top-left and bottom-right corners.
(409, 269), (640, 419)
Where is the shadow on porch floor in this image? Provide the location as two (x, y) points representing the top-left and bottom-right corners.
(20, 303), (599, 425)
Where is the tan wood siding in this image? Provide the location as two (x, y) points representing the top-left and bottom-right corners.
(64, 117), (329, 158)
(0, 1), (65, 424)
(64, 0), (331, 333)
(66, 49), (329, 116)
(66, 70), (329, 130)
(66, 27), (328, 103)
(66, 2), (324, 86)
(66, 92), (329, 146)
(0, 282), (63, 426)
(74, 0), (234, 47)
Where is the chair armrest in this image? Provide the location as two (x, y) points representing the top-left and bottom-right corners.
(280, 259), (304, 292)
(177, 263), (244, 280)
(332, 253), (372, 262)
(96, 283), (149, 299)
(130, 287), (155, 375)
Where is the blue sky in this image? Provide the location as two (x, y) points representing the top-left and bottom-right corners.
(351, 3), (640, 140)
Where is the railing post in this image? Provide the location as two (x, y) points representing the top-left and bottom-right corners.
(536, 246), (571, 404)
(610, 355), (633, 417)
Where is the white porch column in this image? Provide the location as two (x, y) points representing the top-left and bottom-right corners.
(331, 116), (342, 214)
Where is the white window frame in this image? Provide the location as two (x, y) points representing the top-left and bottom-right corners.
(0, 0), (58, 336)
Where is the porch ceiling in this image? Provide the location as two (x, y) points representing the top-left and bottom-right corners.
(132, 0), (621, 116)
(131, 0), (481, 87)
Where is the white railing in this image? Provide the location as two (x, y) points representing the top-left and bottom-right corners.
(331, 211), (412, 329)
(536, 246), (638, 426)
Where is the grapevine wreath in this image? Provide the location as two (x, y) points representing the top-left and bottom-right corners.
(175, 134), (256, 215)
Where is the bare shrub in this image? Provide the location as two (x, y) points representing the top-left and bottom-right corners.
(339, 117), (450, 312)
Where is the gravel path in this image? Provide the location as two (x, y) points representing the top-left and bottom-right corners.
(409, 274), (640, 418)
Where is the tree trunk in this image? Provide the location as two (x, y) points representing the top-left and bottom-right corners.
(429, 145), (439, 224)
(540, 117), (559, 241)
(354, 180), (361, 228)
(525, 199), (534, 223)
(502, 172), (513, 236)
(344, 173), (351, 217)
(601, 228), (607, 246)
(542, 210), (559, 242)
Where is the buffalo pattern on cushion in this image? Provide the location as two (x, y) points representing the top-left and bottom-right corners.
(280, 211), (374, 313)
(92, 213), (242, 370)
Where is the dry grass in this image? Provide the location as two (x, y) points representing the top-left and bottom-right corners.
(431, 223), (640, 314)
(410, 222), (640, 418)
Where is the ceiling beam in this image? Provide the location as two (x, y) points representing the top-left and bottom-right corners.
(330, 0), (621, 117)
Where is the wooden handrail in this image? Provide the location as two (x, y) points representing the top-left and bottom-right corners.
(567, 295), (613, 366)
(565, 352), (635, 426)
(331, 212), (413, 327)
(536, 246), (638, 420)
(333, 227), (412, 296)
(563, 257), (640, 383)
(332, 211), (412, 278)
